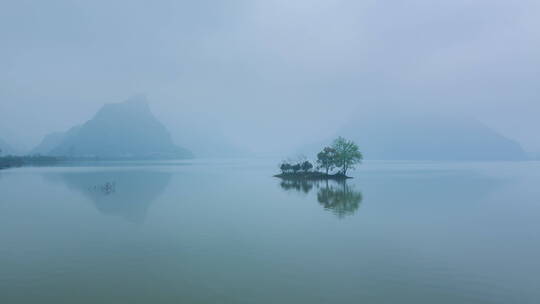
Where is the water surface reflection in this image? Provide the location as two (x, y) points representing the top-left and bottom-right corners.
(279, 178), (362, 218)
(44, 170), (171, 223)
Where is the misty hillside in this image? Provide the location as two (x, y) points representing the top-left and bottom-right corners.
(305, 112), (527, 161)
(0, 138), (17, 155)
(32, 97), (192, 159)
(31, 127), (81, 155)
(173, 129), (248, 158)
(169, 119), (249, 158)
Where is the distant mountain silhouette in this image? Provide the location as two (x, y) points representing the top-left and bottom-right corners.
(304, 111), (527, 161)
(31, 126), (81, 155)
(32, 96), (192, 159)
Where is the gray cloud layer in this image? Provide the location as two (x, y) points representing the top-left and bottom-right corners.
(1, 0), (539, 153)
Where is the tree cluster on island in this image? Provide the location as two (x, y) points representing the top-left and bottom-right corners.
(276, 137), (363, 180)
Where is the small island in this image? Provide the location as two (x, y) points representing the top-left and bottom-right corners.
(275, 137), (363, 180)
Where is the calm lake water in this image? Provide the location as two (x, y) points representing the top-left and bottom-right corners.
(1, 160), (539, 303)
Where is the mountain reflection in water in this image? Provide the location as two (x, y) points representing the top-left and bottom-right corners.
(43, 169), (171, 223)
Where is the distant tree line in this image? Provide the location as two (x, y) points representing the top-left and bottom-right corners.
(279, 137), (363, 176)
(0, 151), (60, 170)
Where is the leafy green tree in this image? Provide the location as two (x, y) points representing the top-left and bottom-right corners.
(301, 160), (313, 172)
(316, 147), (336, 174)
(291, 163), (301, 173)
(280, 162), (292, 173)
(331, 137), (363, 175)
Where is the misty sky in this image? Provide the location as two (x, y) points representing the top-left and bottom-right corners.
(1, 0), (539, 154)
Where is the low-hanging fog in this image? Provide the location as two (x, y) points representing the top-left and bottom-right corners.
(1, 0), (539, 156)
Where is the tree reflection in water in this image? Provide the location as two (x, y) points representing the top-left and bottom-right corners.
(279, 179), (314, 194)
(278, 178), (362, 218)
